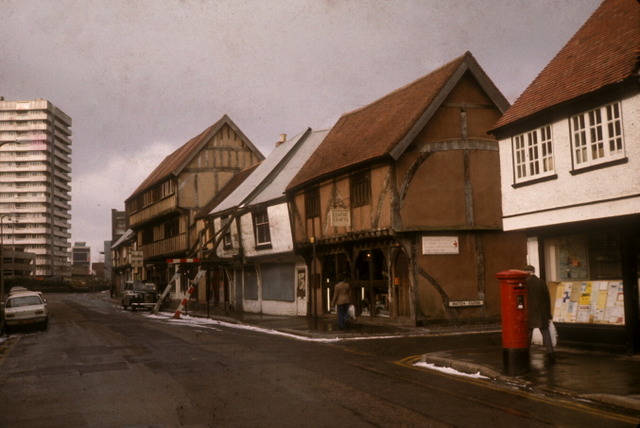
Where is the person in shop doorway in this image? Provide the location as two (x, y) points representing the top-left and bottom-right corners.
(524, 265), (555, 362)
(331, 276), (351, 329)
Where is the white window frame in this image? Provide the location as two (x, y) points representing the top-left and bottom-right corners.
(512, 125), (555, 184)
(570, 102), (624, 170)
(253, 210), (271, 247)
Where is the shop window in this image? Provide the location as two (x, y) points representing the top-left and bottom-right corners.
(551, 232), (621, 281)
(549, 231), (624, 326)
(587, 232), (622, 280)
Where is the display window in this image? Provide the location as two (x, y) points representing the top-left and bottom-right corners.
(546, 231), (625, 325)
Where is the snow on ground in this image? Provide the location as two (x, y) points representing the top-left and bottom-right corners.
(146, 312), (345, 343)
(413, 361), (489, 379)
(147, 309), (490, 379)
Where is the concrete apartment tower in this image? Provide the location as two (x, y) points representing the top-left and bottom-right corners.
(0, 98), (72, 277)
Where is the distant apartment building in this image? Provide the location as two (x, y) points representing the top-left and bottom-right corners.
(72, 242), (91, 276)
(0, 98), (72, 277)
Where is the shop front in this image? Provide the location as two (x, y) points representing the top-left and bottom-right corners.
(315, 240), (410, 323)
(535, 216), (640, 353)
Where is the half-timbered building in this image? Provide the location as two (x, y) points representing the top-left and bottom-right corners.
(124, 115), (264, 297)
(287, 52), (527, 326)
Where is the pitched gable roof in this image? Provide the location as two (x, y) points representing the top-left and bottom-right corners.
(287, 52), (508, 190)
(210, 128), (329, 216)
(494, 0), (640, 131)
(126, 115), (263, 201)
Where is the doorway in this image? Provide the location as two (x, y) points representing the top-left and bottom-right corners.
(393, 250), (411, 318)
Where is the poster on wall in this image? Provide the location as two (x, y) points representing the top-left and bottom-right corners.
(604, 281), (624, 324)
(552, 280), (624, 325)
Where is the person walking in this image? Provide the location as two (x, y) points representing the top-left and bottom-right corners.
(331, 276), (351, 329)
(525, 265), (555, 361)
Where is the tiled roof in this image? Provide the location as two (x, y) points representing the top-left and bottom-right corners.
(126, 115), (263, 201)
(287, 52), (507, 190)
(494, 0), (640, 130)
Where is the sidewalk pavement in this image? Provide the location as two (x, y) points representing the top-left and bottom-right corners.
(117, 296), (640, 414)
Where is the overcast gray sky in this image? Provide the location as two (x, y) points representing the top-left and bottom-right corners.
(0, 0), (602, 261)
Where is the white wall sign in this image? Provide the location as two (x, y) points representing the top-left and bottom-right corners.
(448, 300), (484, 307)
(422, 236), (459, 255)
(331, 208), (351, 227)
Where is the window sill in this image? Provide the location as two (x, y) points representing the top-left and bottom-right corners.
(255, 243), (272, 250)
(512, 174), (558, 188)
(570, 157), (628, 175)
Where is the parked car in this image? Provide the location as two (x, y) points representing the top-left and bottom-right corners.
(8, 286), (29, 295)
(3, 291), (48, 331)
(122, 281), (158, 311)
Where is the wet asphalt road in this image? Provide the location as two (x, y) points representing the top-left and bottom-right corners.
(0, 293), (637, 427)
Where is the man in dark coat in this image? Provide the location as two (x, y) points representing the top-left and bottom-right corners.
(525, 265), (555, 361)
(331, 276), (351, 329)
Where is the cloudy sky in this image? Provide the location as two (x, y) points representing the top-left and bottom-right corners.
(0, 0), (602, 261)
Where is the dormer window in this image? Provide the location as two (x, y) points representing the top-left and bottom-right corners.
(570, 102), (625, 171)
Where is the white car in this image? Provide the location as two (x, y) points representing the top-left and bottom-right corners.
(3, 291), (48, 331)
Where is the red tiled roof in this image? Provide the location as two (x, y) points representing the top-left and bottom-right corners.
(287, 52), (506, 190)
(127, 115), (262, 201)
(494, 0), (640, 130)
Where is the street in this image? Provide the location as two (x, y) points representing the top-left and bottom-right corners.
(0, 293), (637, 427)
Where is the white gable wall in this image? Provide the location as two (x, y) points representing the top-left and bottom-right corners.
(240, 203), (294, 257)
(499, 94), (640, 231)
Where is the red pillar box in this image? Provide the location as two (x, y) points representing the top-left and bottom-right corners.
(496, 269), (530, 375)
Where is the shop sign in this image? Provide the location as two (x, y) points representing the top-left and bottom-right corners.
(130, 250), (144, 267)
(422, 236), (459, 255)
(448, 300), (484, 307)
(331, 208), (350, 227)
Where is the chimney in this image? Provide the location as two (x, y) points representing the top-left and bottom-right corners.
(276, 134), (287, 147)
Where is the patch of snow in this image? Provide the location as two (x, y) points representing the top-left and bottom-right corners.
(414, 361), (489, 379)
(146, 312), (356, 343)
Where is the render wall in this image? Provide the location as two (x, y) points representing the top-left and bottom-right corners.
(499, 94), (640, 231)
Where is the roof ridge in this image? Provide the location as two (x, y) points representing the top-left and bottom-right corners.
(344, 52), (469, 118)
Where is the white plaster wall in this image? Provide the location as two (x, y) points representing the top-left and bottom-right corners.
(499, 94), (640, 231)
(214, 216), (240, 259)
(241, 203), (294, 257)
